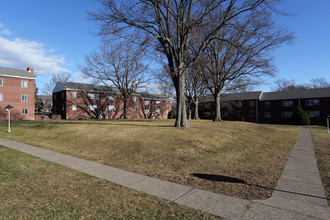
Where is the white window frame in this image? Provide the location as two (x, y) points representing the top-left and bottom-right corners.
(156, 101), (162, 106)
(249, 111), (256, 117)
(236, 111), (242, 117)
(72, 104), (77, 111)
(236, 102), (242, 108)
(88, 93), (96, 99)
(308, 111), (320, 118)
(156, 109), (161, 114)
(133, 105), (137, 111)
(249, 101), (255, 107)
(21, 80), (28, 88)
(0, 93), (3, 101)
(281, 100), (293, 107)
(0, 78), (3, 86)
(108, 96), (114, 101)
(72, 92), (77, 98)
(88, 105), (97, 111)
(21, 94), (28, 102)
(21, 109), (28, 115)
(221, 111), (228, 117)
(144, 100), (150, 105)
(144, 109), (150, 114)
(107, 105), (116, 111)
(306, 99), (320, 106)
(264, 102), (271, 108)
(132, 96), (137, 102)
(282, 111), (293, 118)
(264, 112), (271, 118)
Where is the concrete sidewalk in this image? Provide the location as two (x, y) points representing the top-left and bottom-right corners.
(0, 127), (329, 219)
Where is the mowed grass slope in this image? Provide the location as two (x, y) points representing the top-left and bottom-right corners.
(0, 120), (301, 199)
(0, 146), (217, 219)
(311, 127), (330, 206)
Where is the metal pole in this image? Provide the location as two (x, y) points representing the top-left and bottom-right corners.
(8, 109), (11, 133)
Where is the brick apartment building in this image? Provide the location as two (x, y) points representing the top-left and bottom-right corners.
(199, 87), (330, 126)
(52, 82), (171, 120)
(0, 67), (36, 120)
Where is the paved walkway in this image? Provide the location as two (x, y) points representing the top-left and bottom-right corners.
(0, 127), (329, 219)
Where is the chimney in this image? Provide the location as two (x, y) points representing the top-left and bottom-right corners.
(27, 67), (34, 74)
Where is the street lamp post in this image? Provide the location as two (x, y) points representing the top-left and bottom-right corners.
(5, 105), (14, 133)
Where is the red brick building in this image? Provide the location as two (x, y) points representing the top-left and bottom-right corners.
(52, 82), (171, 120)
(0, 67), (36, 120)
(199, 88), (330, 126)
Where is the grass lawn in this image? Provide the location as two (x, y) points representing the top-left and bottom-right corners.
(311, 126), (330, 206)
(0, 145), (217, 219)
(0, 119), (302, 200)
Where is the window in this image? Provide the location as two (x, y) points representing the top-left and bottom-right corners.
(221, 111), (228, 117)
(264, 102), (271, 108)
(236, 111), (242, 117)
(21, 80), (28, 88)
(72, 104), (77, 111)
(62, 104), (65, 111)
(21, 109), (28, 115)
(0, 78), (3, 86)
(144, 100), (150, 105)
(108, 96), (114, 101)
(156, 101), (162, 106)
(204, 103), (211, 109)
(249, 111), (256, 117)
(220, 103), (228, 108)
(132, 96), (137, 102)
(72, 92), (77, 98)
(133, 105), (137, 111)
(156, 109), (161, 114)
(264, 112), (271, 118)
(88, 105), (97, 111)
(282, 100), (293, 107)
(144, 109), (150, 114)
(88, 93), (96, 99)
(309, 111), (320, 118)
(0, 93), (2, 101)
(21, 94), (28, 102)
(236, 102), (242, 107)
(249, 101), (255, 107)
(107, 105), (116, 111)
(306, 99), (320, 106)
(282, 111), (293, 118)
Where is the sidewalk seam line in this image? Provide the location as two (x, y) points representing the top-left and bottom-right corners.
(171, 187), (194, 202)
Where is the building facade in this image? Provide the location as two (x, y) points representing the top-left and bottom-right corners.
(0, 67), (36, 120)
(52, 82), (171, 120)
(199, 88), (330, 126)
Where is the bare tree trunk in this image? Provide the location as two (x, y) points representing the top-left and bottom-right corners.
(175, 74), (190, 127)
(188, 106), (192, 120)
(214, 92), (222, 122)
(194, 100), (200, 120)
(123, 99), (128, 119)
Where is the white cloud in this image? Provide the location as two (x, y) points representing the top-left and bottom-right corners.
(0, 22), (70, 75)
(72, 72), (93, 84)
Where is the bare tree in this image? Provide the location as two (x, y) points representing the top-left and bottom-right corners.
(89, 0), (274, 127)
(42, 72), (72, 95)
(80, 41), (148, 119)
(273, 78), (307, 91)
(310, 77), (330, 89)
(201, 9), (293, 121)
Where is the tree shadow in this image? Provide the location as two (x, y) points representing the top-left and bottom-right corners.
(191, 173), (329, 201)
(192, 173), (246, 184)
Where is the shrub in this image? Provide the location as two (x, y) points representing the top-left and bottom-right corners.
(293, 106), (311, 125)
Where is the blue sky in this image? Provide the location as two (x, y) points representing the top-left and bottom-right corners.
(0, 0), (329, 94)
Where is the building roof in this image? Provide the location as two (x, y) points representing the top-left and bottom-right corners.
(202, 91), (262, 102)
(260, 87), (330, 101)
(53, 81), (170, 100)
(139, 92), (169, 100)
(0, 67), (35, 79)
(37, 95), (52, 101)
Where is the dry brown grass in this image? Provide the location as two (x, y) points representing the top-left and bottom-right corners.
(311, 126), (330, 206)
(0, 119), (302, 200)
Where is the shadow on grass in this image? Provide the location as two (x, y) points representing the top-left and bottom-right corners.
(192, 173), (329, 201)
